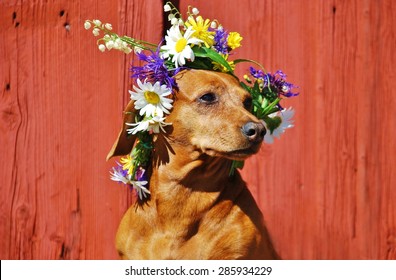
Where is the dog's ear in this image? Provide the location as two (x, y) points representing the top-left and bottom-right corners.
(106, 100), (138, 160)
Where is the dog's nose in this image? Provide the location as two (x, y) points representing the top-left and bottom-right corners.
(242, 121), (266, 143)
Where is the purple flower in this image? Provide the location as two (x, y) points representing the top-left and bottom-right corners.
(249, 67), (299, 98)
(134, 166), (150, 197)
(131, 45), (178, 89)
(266, 70), (299, 98)
(109, 163), (130, 185)
(249, 67), (265, 79)
(213, 28), (229, 55)
(135, 166), (148, 182)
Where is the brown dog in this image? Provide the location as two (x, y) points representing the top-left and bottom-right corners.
(107, 69), (279, 259)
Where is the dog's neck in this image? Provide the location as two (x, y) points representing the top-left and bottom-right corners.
(148, 139), (243, 222)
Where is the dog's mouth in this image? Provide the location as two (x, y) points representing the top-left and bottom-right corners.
(203, 142), (262, 160)
(226, 144), (262, 160)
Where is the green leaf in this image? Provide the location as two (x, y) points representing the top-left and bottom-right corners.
(240, 81), (250, 92)
(263, 115), (282, 133)
(193, 46), (234, 73)
(260, 97), (268, 109)
(185, 57), (214, 70)
(262, 97), (281, 115)
(253, 81), (260, 94)
(229, 160), (245, 176)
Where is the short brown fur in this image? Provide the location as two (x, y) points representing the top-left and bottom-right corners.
(108, 70), (279, 259)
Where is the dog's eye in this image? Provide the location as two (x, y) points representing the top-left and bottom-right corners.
(199, 92), (218, 104)
(243, 97), (253, 110)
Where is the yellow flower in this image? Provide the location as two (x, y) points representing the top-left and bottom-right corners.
(120, 154), (134, 175)
(227, 32), (242, 49)
(185, 16), (215, 48)
(212, 54), (235, 73)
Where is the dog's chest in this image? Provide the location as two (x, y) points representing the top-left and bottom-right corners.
(122, 205), (260, 260)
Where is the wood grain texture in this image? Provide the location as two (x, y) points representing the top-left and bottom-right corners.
(0, 0), (162, 259)
(180, 0), (396, 259)
(1, 0), (395, 259)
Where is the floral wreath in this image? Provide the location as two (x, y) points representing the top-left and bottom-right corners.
(85, 3), (298, 202)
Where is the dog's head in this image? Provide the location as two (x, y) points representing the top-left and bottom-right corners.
(107, 69), (265, 161)
(167, 69), (265, 160)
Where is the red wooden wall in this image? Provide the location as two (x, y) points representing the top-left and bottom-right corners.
(1, 0), (395, 259)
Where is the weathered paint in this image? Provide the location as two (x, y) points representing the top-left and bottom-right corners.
(0, 0), (395, 259)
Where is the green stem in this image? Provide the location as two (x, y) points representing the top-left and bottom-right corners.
(165, 1), (183, 21)
(229, 160), (244, 176)
(233, 59), (268, 74)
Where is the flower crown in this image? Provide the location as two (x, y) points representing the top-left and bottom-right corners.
(85, 3), (298, 202)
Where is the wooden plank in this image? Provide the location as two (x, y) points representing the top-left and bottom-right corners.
(0, 0), (162, 259)
(179, 0), (396, 259)
(1, 0), (395, 260)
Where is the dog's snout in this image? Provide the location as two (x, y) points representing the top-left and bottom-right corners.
(242, 121), (266, 142)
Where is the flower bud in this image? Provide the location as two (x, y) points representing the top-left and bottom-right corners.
(124, 47), (132, 54)
(243, 74), (251, 83)
(171, 17), (178, 25)
(192, 7), (199, 15)
(210, 21), (217, 29)
(92, 28), (100, 36)
(134, 46), (143, 54)
(84, 21), (91, 30)
(105, 40), (114, 50)
(98, 44), (106, 52)
(93, 19), (102, 26)
(163, 4), (171, 12)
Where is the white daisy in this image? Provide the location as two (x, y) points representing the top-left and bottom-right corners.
(264, 107), (295, 144)
(131, 180), (150, 200)
(130, 79), (173, 118)
(147, 116), (172, 133)
(110, 165), (150, 200)
(126, 119), (150, 135)
(109, 166), (130, 184)
(126, 116), (172, 135)
(161, 25), (203, 68)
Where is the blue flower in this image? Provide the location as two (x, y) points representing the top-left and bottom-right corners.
(267, 70), (298, 98)
(135, 166), (148, 182)
(249, 67), (265, 79)
(213, 28), (229, 55)
(131, 46), (178, 89)
(249, 67), (298, 98)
